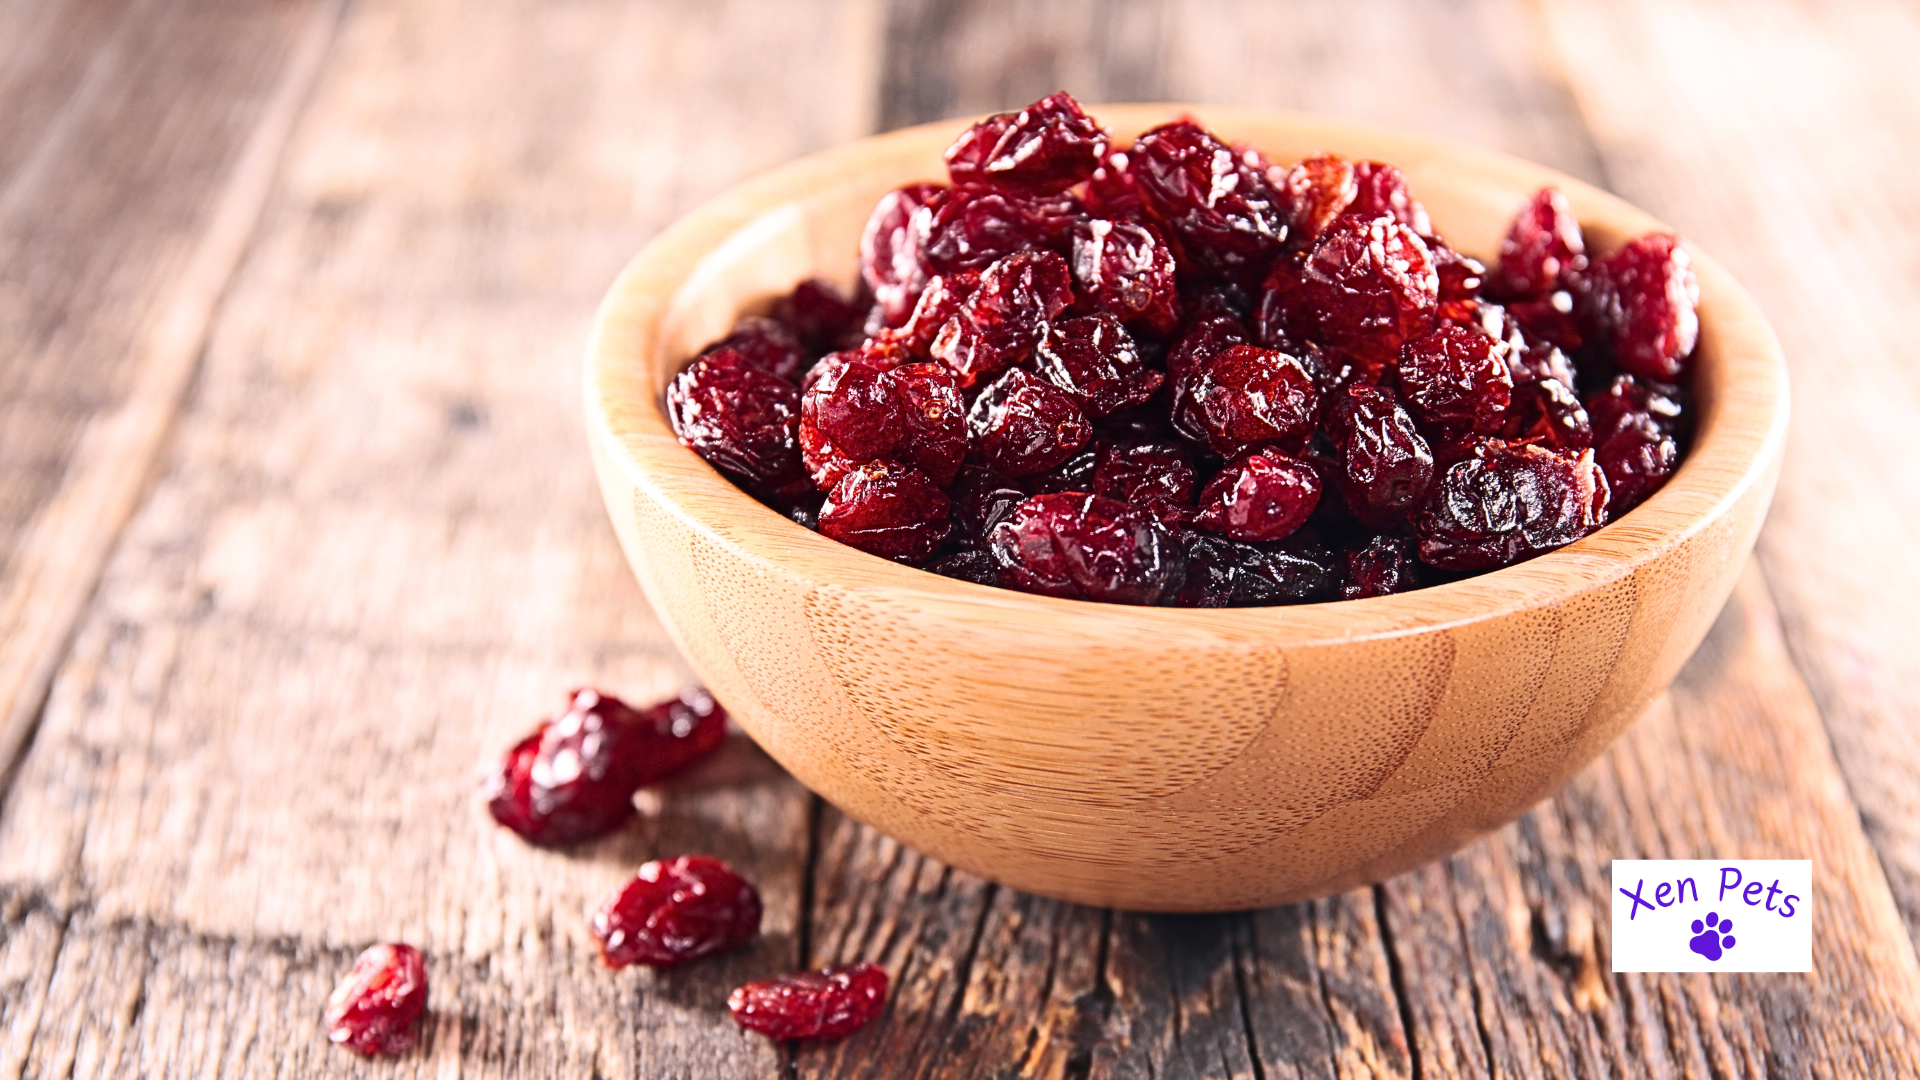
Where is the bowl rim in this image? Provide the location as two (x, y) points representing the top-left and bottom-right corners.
(586, 104), (1789, 649)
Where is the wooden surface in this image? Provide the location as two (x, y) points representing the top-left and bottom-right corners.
(0, 0), (1916, 1074)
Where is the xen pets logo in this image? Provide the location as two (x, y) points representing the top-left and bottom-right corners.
(1611, 860), (1812, 973)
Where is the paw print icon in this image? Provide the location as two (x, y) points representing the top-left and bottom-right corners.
(1688, 912), (1736, 961)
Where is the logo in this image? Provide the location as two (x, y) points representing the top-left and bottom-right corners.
(1610, 860), (1811, 973)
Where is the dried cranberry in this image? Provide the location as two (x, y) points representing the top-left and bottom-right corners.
(326, 943), (429, 1057)
(1397, 324), (1513, 439)
(1024, 445), (1098, 494)
(591, 855), (762, 969)
(1083, 148), (1145, 219)
(1092, 439), (1196, 520)
(1502, 377), (1591, 449)
(818, 461), (951, 564)
(860, 183), (943, 328)
(1298, 213), (1439, 371)
(1343, 534), (1422, 599)
(1033, 313), (1162, 418)
(1176, 531), (1342, 607)
(780, 278), (866, 353)
(1325, 384), (1434, 529)
(1507, 290), (1587, 357)
(948, 463), (1028, 542)
(1347, 161), (1432, 237)
(728, 963), (889, 1042)
(1581, 233), (1699, 381)
(1194, 449), (1321, 542)
(932, 249), (1074, 387)
(989, 493), (1184, 604)
(708, 317), (808, 383)
(1128, 121), (1287, 280)
(1282, 154), (1358, 250)
(800, 360), (966, 489)
(926, 548), (1001, 585)
(484, 688), (728, 846)
(914, 184), (1079, 274)
(943, 91), (1108, 194)
(1431, 243), (1486, 324)
(1166, 309), (1247, 379)
(1174, 343), (1320, 457)
(968, 368), (1092, 477)
(1487, 188), (1586, 301)
(1474, 302), (1579, 386)
(1069, 218), (1180, 335)
(893, 270), (979, 356)
(1586, 374), (1682, 515)
(666, 350), (804, 496)
(1415, 438), (1609, 570)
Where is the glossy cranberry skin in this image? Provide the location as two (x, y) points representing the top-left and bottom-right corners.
(914, 184), (1080, 274)
(800, 360), (966, 489)
(1347, 161), (1432, 236)
(1431, 243), (1486, 324)
(1298, 213), (1440, 371)
(485, 688), (728, 846)
(1581, 233), (1699, 381)
(926, 548), (1001, 585)
(947, 463), (1028, 543)
(1083, 148), (1145, 219)
(893, 270), (979, 356)
(591, 855), (763, 969)
(968, 368), (1092, 477)
(780, 278), (866, 353)
(1177, 531), (1342, 607)
(1282, 154), (1358, 250)
(728, 963), (889, 1042)
(818, 461), (951, 564)
(1344, 534), (1422, 599)
(932, 249), (1074, 387)
(1194, 449), (1321, 542)
(1503, 377), (1592, 449)
(1093, 439), (1196, 519)
(989, 493), (1184, 604)
(709, 317), (808, 383)
(1033, 313), (1162, 418)
(666, 350), (804, 496)
(1070, 218), (1180, 335)
(1128, 121), (1287, 280)
(860, 183), (943, 328)
(1487, 188), (1586, 301)
(1397, 324), (1513, 439)
(1507, 290), (1587, 357)
(1586, 375), (1682, 515)
(1175, 343), (1320, 457)
(1326, 384), (1434, 529)
(1415, 438), (1610, 570)
(943, 91), (1108, 194)
(326, 943), (428, 1057)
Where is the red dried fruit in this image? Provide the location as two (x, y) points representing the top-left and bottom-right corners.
(893, 270), (980, 356)
(1167, 309), (1247, 380)
(780, 278), (866, 353)
(1069, 218), (1180, 335)
(1347, 161), (1433, 237)
(1174, 343), (1320, 457)
(926, 547), (1001, 585)
(1415, 438), (1609, 570)
(1282, 154), (1359, 250)
(943, 91), (1108, 194)
(1024, 445), (1098, 494)
(968, 368), (1092, 477)
(728, 963), (889, 1042)
(1343, 534), (1421, 599)
(860, 183), (944, 328)
(325, 943), (429, 1057)
(591, 855), (762, 969)
(818, 460), (951, 564)
(1298, 213), (1440, 371)
(1176, 531), (1342, 607)
(1431, 242), (1486, 324)
(914, 184), (1080, 275)
(1507, 290), (1586, 357)
(1128, 121), (1287, 280)
(1586, 374), (1682, 515)
(1092, 439), (1196, 522)
(708, 317), (808, 383)
(666, 350), (804, 496)
(1487, 188), (1586, 301)
(1084, 148), (1145, 219)
(485, 688), (728, 846)
(947, 463), (1028, 543)
(1502, 377), (1591, 449)
(1033, 313), (1163, 418)
(1325, 384), (1434, 529)
(1397, 324), (1514, 439)
(1580, 232), (1699, 381)
(1194, 449), (1321, 542)
(800, 359), (966, 489)
(932, 249), (1074, 387)
(989, 493), (1184, 604)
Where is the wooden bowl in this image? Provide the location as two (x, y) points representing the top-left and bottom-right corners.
(585, 107), (1788, 912)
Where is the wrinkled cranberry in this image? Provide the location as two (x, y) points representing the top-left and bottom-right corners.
(893, 270), (979, 356)
(591, 855), (762, 969)
(1347, 161), (1433, 237)
(1415, 438), (1609, 570)
(1177, 531), (1342, 607)
(1431, 243), (1486, 324)
(326, 943), (429, 1057)
(1084, 148), (1145, 219)
(1175, 343), (1320, 457)
(1167, 309), (1247, 380)
(1344, 534), (1422, 599)
(926, 548), (1001, 585)
(485, 688), (728, 846)
(1398, 324), (1513, 439)
(1282, 154), (1358, 250)
(943, 91), (1108, 194)
(932, 249), (1074, 386)
(914, 184), (1080, 274)
(947, 463), (1028, 542)
(666, 350), (805, 496)
(969, 368), (1092, 477)
(1024, 445), (1098, 494)
(1581, 232), (1699, 381)
(1474, 302), (1580, 386)
(780, 278), (866, 353)
(1298, 213), (1439, 371)
(800, 359), (966, 489)
(708, 317), (808, 383)
(1507, 290), (1587, 357)
(1033, 313), (1162, 418)
(728, 963), (889, 1042)
(1070, 218), (1180, 335)
(860, 183), (944, 328)
(1128, 121), (1287, 280)
(1093, 439), (1196, 520)
(1502, 377), (1591, 449)
(989, 493), (1184, 604)
(1325, 384), (1434, 529)
(1586, 374), (1682, 515)
(1487, 188), (1586, 301)
(1194, 449), (1321, 541)
(818, 461), (951, 564)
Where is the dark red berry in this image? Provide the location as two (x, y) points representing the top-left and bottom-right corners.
(1282, 154), (1358, 250)
(1033, 313), (1163, 418)
(989, 493), (1184, 604)
(1472, 302), (1579, 386)
(1069, 218), (1180, 335)
(1325, 384), (1435, 530)
(1397, 324), (1513, 439)
(708, 317), (808, 383)
(932, 249), (1074, 387)
(914, 184), (1080, 275)
(1023, 445), (1098, 494)
(1174, 343), (1320, 457)
(1092, 439), (1196, 523)
(326, 943), (428, 1057)
(1487, 188), (1586, 301)
(484, 688), (728, 846)
(591, 855), (763, 969)
(926, 548), (1001, 585)
(1580, 232), (1699, 381)
(1194, 449), (1321, 542)
(968, 368), (1092, 477)
(728, 963), (889, 1041)
(1431, 242), (1486, 324)
(860, 183), (944, 329)
(947, 463), (1028, 543)
(1083, 148), (1145, 219)
(818, 461), (951, 564)
(1586, 374), (1682, 515)
(1176, 531), (1342, 607)
(1415, 438), (1609, 571)
(1346, 161), (1432, 237)
(943, 91), (1108, 194)
(666, 350), (804, 496)
(780, 278), (866, 353)
(893, 270), (979, 356)
(1128, 121), (1287, 280)
(1502, 377), (1591, 449)
(1344, 534), (1422, 599)
(1507, 290), (1587, 357)
(1298, 213), (1440, 372)
(1166, 309), (1247, 380)
(800, 360), (966, 489)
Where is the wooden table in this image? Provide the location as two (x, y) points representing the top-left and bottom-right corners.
(3, 0), (1918, 1075)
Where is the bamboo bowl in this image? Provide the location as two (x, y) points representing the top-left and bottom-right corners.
(585, 107), (1787, 911)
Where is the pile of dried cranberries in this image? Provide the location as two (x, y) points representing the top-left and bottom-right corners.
(667, 92), (1696, 606)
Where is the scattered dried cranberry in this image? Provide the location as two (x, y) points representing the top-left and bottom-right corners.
(1325, 384), (1434, 529)
(1580, 232), (1699, 381)
(1297, 213), (1440, 371)
(799, 359), (966, 489)
(1069, 218), (1180, 335)
(968, 367), (1092, 477)
(943, 91), (1108, 194)
(1503, 377), (1591, 449)
(989, 493), (1184, 604)
(947, 463), (1028, 543)
(1431, 243), (1486, 324)
(1174, 343), (1320, 457)
(591, 855), (762, 969)
(1128, 121), (1287, 280)
(728, 963), (889, 1042)
(1282, 154), (1359, 250)
(1177, 531), (1341, 607)
(932, 249), (1074, 386)
(1586, 374), (1682, 514)
(1397, 324), (1513, 439)
(666, 350), (804, 496)
(914, 185), (1079, 275)
(1487, 188), (1586, 301)
(1194, 449), (1321, 542)
(1415, 439), (1610, 570)
(326, 943), (428, 1057)
(818, 460), (951, 564)
(1033, 313), (1162, 418)
(1344, 534), (1422, 599)
(892, 270), (979, 356)
(485, 688), (728, 846)
(860, 183), (943, 329)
